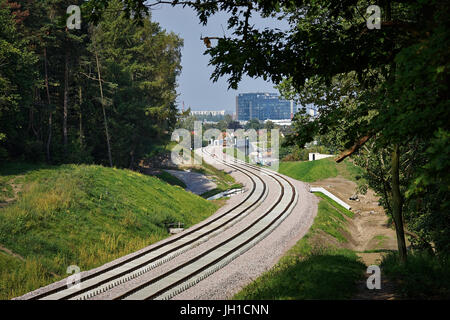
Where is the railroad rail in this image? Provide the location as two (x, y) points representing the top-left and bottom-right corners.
(111, 146), (298, 300)
(21, 145), (297, 300)
(24, 155), (267, 300)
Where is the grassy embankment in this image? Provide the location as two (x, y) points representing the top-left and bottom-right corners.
(236, 157), (450, 299)
(278, 157), (364, 183)
(234, 158), (367, 299)
(0, 162), (219, 299)
(155, 170), (187, 189)
(279, 158), (450, 299)
(190, 161), (242, 199)
(234, 192), (366, 299)
(381, 251), (450, 299)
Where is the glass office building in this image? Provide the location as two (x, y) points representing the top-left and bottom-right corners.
(236, 93), (294, 121)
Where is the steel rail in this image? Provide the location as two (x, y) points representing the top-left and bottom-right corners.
(112, 148), (296, 300)
(30, 149), (267, 300)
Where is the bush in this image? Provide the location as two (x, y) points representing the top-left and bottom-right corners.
(381, 251), (450, 299)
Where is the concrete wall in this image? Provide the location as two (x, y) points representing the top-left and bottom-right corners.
(310, 187), (352, 210)
(308, 153), (334, 161)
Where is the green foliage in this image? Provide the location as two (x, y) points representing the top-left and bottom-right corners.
(0, 0), (182, 168)
(234, 194), (365, 300)
(0, 162), (217, 299)
(278, 157), (362, 183)
(381, 251), (450, 299)
(280, 144), (331, 161)
(244, 118), (263, 131)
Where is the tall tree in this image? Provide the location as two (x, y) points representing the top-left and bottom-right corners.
(86, 0), (449, 260)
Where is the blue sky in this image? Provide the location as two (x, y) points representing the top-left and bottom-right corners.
(151, 5), (289, 113)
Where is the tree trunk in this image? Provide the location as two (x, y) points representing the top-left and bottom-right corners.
(78, 85), (83, 148)
(63, 49), (69, 154)
(44, 47), (52, 163)
(95, 51), (113, 167)
(391, 144), (407, 262)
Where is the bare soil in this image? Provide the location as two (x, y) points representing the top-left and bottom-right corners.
(310, 176), (400, 299)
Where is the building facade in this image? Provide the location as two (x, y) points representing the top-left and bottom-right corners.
(190, 110), (226, 116)
(236, 93), (295, 121)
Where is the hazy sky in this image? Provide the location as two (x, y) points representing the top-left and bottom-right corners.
(151, 5), (289, 113)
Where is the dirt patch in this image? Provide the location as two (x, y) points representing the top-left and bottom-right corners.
(310, 177), (398, 253)
(310, 176), (400, 299)
(164, 169), (217, 195)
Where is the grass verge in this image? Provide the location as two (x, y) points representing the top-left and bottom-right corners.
(233, 194), (365, 300)
(0, 162), (218, 299)
(278, 157), (364, 183)
(185, 158), (243, 199)
(155, 170), (187, 188)
(381, 251), (450, 299)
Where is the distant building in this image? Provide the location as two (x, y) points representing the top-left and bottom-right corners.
(236, 93), (295, 121)
(190, 110), (226, 116)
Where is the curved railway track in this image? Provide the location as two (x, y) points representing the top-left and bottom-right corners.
(112, 147), (298, 300)
(26, 157), (266, 300)
(22, 145), (298, 300)
(25, 148), (266, 300)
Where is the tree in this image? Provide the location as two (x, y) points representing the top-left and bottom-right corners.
(245, 118), (262, 131)
(0, 0), (37, 160)
(0, 0), (183, 169)
(264, 120), (275, 131)
(77, 0), (448, 261)
(88, 0), (182, 167)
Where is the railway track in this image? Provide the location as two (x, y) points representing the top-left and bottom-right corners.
(23, 147), (266, 300)
(111, 147), (297, 300)
(22, 145), (297, 300)
(25, 155), (266, 300)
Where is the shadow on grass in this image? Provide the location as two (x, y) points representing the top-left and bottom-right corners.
(235, 252), (366, 300)
(382, 251), (450, 299)
(0, 162), (52, 176)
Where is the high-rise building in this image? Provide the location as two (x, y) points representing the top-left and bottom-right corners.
(236, 93), (294, 121)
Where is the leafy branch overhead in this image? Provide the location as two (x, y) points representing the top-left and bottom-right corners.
(82, 0), (449, 259)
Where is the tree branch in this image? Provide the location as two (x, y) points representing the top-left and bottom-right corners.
(335, 134), (372, 163)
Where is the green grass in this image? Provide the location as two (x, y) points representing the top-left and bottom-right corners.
(186, 157), (243, 199)
(0, 162), (218, 299)
(156, 170), (187, 188)
(233, 194), (365, 300)
(278, 157), (364, 183)
(0, 179), (14, 203)
(372, 235), (390, 249)
(381, 251), (450, 299)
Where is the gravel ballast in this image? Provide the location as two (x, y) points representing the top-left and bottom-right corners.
(15, 147), (318, 300)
